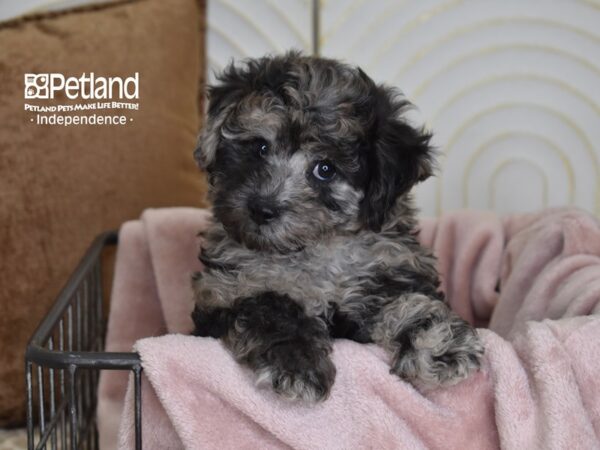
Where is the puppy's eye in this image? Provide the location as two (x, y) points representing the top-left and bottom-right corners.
(312, 160), (336, 181)
(256, 140), (269, 157)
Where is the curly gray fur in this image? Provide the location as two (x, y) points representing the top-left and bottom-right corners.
(191, 52), (483, 402)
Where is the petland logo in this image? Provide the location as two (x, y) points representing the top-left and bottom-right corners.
(24, 72), (140, 126)
(24, 72), (139, 100)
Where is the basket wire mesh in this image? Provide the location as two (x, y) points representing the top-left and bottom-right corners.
(25, 232), (142, 450)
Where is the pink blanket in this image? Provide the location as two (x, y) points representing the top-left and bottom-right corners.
(97, 207), (600, 450)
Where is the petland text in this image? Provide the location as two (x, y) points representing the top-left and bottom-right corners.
(24, 73), (139, 100)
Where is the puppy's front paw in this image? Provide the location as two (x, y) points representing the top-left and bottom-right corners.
(391, 316), (483, 389)
(255, 341), (336, 402)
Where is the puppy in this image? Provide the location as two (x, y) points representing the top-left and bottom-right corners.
(191, 52), (483, 402)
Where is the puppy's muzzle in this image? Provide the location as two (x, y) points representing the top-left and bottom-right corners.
(248, 196), (281, 225)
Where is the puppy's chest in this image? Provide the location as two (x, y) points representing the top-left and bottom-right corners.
(253, 244), (369, 300)
(202, 237), (383, 311)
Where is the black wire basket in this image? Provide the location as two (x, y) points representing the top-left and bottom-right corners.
(25, 232), (143, 450)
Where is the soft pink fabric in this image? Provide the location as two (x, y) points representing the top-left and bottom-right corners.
(98, 207), (600, 450)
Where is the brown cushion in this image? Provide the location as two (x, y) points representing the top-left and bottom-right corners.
(0, 0), (207, 426)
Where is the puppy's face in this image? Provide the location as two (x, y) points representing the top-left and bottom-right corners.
(196, 53), (435, 253)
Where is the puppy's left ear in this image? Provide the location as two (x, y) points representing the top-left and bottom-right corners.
(360, 84), (435, 231)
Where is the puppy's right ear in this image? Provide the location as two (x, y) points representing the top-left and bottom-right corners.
(194, 112), (226, 172)
(194, 63), (250, 171)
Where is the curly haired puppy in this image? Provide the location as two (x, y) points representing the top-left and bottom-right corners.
(191, 52), (483, 402)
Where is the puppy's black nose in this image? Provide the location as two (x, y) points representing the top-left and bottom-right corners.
(248, 197), (280, 225)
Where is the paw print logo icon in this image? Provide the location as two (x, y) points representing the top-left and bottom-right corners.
(24, 74), (50, 99)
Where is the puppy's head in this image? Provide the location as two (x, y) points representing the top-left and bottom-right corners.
(196, 52), (434, 253)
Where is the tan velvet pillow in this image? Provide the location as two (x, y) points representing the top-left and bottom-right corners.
(0, 0), (207, 425)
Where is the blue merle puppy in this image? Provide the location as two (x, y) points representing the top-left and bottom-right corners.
(191, 52), (483, 402)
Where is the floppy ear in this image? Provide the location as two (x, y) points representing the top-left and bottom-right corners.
(193, 63), (253, 170)
(360, 85), (435, 231)
(193, 105), (231, 171)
